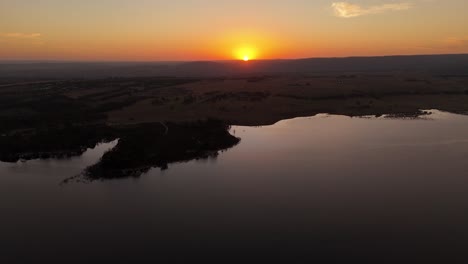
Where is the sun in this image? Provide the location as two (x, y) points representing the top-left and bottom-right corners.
(234, 45), (257, 61)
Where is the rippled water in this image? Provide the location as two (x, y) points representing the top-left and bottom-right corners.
(1, 110), (468, 263)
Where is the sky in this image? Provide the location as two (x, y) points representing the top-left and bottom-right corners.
(1, 0), (467, 61)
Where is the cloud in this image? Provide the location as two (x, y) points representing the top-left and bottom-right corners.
(0, 32), (45, 46)
(443, 37), (468, 47)
(0, 33), (42, 39)
(332, 2), (413, 18)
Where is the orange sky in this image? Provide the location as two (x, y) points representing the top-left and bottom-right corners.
(1, 0), (467, 61)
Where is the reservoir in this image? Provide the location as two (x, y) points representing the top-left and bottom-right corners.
(1, 110), (468, 263)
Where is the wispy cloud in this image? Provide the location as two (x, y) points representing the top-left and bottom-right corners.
(443, 36), (468, 47)
(0, 32), (44, 46)
(0, 32), (42, 39)
(332, 2), (413, 18)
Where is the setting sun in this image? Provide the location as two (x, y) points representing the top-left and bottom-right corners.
(233, 45), (257, 61)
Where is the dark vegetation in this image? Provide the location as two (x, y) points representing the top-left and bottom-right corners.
(0, 94), (103, 133)
(0, 77), (242, 180)
(175, 91), (271, 105)
(85, 120), (240, 179)
(383, 110), (433, 119)
(0, 125), (116, 162)
(0, 77), (197, 133)
(203, 91), (270, 103)
(0, 119), (239, 180)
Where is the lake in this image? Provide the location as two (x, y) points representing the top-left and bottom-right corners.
(1, 110), (468, 263)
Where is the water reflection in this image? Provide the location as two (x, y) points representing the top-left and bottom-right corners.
(1, 110), (468, 263)
(1, 140), (118, 183)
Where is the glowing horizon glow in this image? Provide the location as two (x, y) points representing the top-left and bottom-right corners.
(234, 45), (257, 61)
(1, 1), (467, 61)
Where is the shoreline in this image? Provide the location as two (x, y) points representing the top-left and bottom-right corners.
(1, 74), (468, 179)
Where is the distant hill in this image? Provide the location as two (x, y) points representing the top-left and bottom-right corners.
(1, 54), (468, 80)
(247, 54), (468, 74)
(173, 61), (233, 76)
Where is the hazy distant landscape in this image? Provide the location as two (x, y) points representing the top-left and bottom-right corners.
(2, 54), (468, 80)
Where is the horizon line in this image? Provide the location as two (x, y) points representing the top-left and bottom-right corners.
(1, 53), (467, 64)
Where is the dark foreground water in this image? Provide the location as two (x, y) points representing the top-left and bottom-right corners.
(1, 110), (468, 263)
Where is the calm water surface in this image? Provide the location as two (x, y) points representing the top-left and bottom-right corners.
(1, 110), (468, 263)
